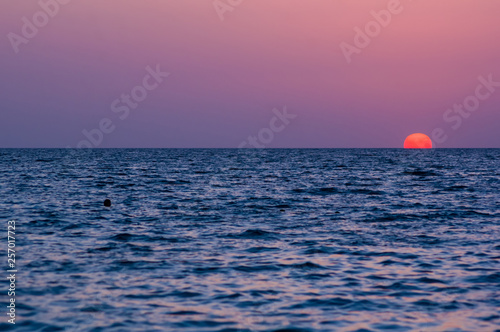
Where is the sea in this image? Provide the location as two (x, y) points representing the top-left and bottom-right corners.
(0, 148), (499, 332)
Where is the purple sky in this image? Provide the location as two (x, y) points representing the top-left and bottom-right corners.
(1, 0), (499, 148)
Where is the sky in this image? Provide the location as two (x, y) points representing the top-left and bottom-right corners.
(1, 0), (499, 148)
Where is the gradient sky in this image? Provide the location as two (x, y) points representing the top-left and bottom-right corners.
(1, 0), (499, 148)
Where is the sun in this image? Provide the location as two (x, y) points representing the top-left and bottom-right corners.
(404, 133), (432, 149)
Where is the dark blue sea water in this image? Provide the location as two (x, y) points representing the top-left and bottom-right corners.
(1, 149), (499, 332)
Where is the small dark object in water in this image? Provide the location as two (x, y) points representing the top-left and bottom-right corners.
(104, 199), (111, 207)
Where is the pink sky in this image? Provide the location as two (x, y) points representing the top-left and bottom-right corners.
(1, 0), (499, 147)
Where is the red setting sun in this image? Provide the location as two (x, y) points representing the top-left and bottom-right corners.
(404, 133), (433, 149)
